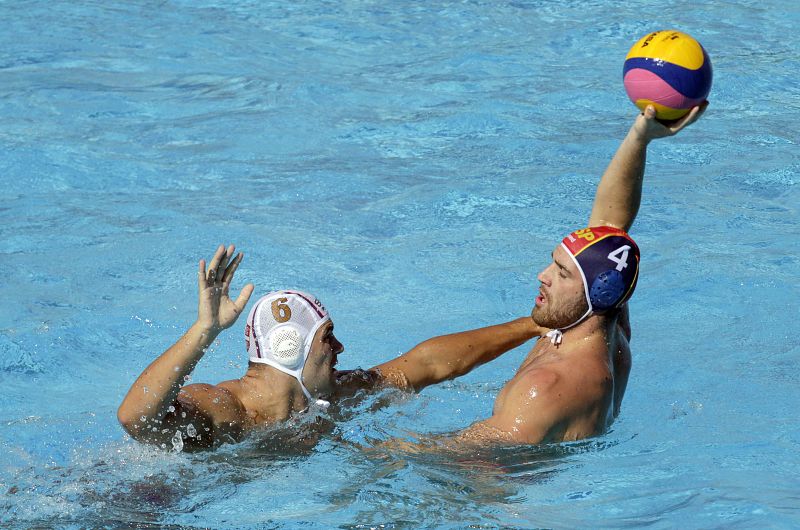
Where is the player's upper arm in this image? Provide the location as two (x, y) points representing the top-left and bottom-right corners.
(123, 383), (247, 451)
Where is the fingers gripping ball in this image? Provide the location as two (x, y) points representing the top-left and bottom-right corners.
(623, 30), (712, 120)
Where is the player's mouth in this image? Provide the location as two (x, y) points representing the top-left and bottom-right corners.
(536, 289), (547, 306)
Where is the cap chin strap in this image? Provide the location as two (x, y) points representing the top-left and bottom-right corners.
(250, 316), (331, 409)
(250, 358), (330, 409)
(545, 304), (593, 346)
(546, 242), (596, 346)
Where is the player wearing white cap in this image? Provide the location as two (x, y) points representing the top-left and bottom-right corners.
(118, 244), (544, 450)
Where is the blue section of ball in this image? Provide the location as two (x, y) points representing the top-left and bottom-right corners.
(622, 51), (712, 100)
(589, 269), (626, 311)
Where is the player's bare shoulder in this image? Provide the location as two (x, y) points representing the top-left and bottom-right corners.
(493, 364), (560, 419)
(170, 383), (248, 449)
(487, 366), (571, 443)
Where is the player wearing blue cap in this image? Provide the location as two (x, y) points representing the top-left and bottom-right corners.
(359, 103), (707, 446)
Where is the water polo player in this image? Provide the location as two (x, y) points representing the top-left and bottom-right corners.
(118, 244), (549, 450)
(117, 249), (349, 450)
(344, 103), (706, 447)
(408, 103), (708, 446)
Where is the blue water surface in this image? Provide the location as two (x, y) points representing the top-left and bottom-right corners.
(1, 0), (799, 528)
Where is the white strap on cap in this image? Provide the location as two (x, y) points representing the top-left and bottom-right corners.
(545, 304), (591, 346)
(546, 329), (563, 345)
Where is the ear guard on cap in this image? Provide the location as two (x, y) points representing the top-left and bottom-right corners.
(267, 324), (304, 368)
(589, 269), (628, 311)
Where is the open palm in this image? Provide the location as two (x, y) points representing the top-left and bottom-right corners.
(197, 244), (254, 332)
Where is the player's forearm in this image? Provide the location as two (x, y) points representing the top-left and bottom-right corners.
(413, 317), (542, 383)
(588, 126), (649, 231)
(117, 322), (218, 430)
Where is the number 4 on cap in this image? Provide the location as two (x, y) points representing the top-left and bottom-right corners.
(608, 245), (631, 271)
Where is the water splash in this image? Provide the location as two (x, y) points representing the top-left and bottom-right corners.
(170, 431), (183, 453)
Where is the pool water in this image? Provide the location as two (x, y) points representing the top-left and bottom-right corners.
(2, 0), (799, 528)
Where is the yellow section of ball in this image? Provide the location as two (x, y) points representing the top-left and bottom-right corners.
(625, 30), (705, 70)
(634, 99), (691, 121)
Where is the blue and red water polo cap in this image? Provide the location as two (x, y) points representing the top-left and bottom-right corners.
(561, 226), (640, 313)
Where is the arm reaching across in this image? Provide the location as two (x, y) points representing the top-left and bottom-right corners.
(117, 244), (254, 448)
(334, 317), (548, 396)
(589, 103), (707, 231)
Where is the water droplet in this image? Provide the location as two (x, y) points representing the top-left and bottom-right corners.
(142, 386), (149, 394)
(181, 412), (186, 418)
(186, 423), (197, 437)
(167, 405), (175, 413)
(171, 430), (184, 452)
(183, 375), (191, 382)
(212, 398), (220, 404)
(174, 366), (180, 372)
(140, 416), (147, 422)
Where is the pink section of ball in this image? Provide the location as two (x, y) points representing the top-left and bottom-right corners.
(624, 69), (705, 110)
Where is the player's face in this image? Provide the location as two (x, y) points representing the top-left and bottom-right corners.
(302, 320), (344, 398)
(531, 245), (589, 329)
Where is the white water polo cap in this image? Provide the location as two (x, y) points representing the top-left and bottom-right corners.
(244, 290), (330, 403)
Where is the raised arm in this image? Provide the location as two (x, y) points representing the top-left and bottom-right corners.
(117, 244), (254, 448)
(367, 317), (545, 392)
(589, 103), (707, 231)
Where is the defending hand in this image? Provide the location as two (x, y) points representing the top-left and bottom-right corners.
(196, 244), (254, 333)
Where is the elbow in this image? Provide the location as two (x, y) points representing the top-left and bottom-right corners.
(117, 407), (133, 432)
(117, 404), (140, 437)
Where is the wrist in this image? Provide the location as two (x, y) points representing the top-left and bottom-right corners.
(627, 127), (652, 147)
(190, 321), (221, 344)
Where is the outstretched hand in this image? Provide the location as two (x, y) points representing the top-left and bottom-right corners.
(632, 101), (708, 143)
(196, 244), (254, 333)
